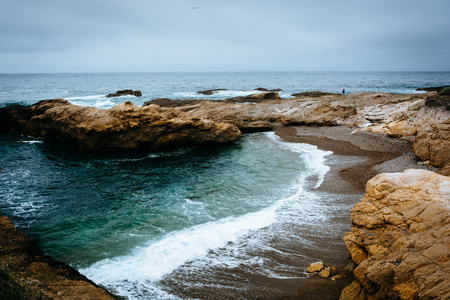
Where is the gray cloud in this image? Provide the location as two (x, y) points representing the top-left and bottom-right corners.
(1, 0), (449, 72)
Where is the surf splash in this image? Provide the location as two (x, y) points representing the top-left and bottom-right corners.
(78, 132), (332, 298)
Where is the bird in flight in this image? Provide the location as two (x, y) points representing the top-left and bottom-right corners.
(192, 6), (200, 9)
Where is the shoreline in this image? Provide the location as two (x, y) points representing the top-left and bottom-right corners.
(270, 124), (429, 299)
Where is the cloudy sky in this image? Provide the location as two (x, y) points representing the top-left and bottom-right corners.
(1, 0), (449, 73)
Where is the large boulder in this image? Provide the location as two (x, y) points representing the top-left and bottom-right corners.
(0, 214), (116, 299)
(341, 169), (450, 300)
(2, 100), (241, 152)
(413, 122), (450, 176)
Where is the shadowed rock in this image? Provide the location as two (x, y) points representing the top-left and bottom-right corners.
(0, 214), (117, 299)
(106, 89), (142, 97)
(0, 99), (241, 152)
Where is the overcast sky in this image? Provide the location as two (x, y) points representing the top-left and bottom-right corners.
(1, 0), (449, 73)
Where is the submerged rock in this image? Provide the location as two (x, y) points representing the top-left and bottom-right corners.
(341, 169), (450, 300)
(1, 99), (241, 152)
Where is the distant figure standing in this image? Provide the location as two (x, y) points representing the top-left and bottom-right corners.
(342, 89), (345, 95)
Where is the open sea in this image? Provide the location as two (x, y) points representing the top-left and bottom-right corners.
(0, 72), (449, 298)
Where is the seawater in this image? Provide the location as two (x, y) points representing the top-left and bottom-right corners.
(1, 71), (450, 108)
(1, 71), (449, 298)
(0, 132), (333, 298)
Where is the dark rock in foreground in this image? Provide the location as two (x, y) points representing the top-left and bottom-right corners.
(0, 214), (117, 299)
(416, 85), (450, 93)
(0, 99), (241, 152)
(106, 89), (142, 97)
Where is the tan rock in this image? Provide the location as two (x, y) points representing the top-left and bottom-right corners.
(19, 100), (242, 152)
(341, 169), (450, 300)
(319, 269), (331, 278)
(306, 262), (324, 273)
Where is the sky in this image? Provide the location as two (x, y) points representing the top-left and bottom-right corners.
(1, 0), (450, 73)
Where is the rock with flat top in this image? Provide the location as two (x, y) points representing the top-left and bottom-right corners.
(341, 169), (450, 300)
(1, 99), (241, 152)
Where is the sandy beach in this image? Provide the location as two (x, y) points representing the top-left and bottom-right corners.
(264, 124), (428, 299)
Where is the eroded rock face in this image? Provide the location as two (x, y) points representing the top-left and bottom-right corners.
(1, 100), (241, 152)
(0, 214), (116, 299)
(413, 123), (450, 176)
(341, 169), (450, 300)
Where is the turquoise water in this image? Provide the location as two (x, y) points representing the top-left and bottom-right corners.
(0, 132), (332, 298)
(1, 71), (449, 298)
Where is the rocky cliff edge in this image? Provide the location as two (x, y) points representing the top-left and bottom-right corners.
(340, 169), (450, 300)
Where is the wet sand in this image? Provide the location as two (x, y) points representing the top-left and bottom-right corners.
(268, 124), (424, 299)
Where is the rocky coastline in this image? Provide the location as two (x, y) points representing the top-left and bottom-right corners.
(0, 90), (449, 299)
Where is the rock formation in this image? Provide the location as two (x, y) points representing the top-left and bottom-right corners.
(197, 88), (228, 95)
(0, 99), (241, 152)
(224, 91), (281, 102)
(106, 89), (142, 97)
(340, 169), (450, 300)
(413, 123), (450, 176)
(0, 214), (116, 299)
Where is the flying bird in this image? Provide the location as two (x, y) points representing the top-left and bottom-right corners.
(192, 6), (201, 9)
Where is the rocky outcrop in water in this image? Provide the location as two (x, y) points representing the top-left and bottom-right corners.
(0, 214), (116, 299)
(106, 89), (142, 97)
(340, 169), (450, 300)
(0, 99), (241, 152)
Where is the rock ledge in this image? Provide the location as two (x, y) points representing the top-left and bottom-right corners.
(341, 169), (450, 300)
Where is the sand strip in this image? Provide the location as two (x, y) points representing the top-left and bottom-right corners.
(268, 124), (427, 299)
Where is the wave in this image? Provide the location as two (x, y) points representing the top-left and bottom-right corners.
(173, 89), (293, 100)
(65, 95), (118, 109)
(79, 132), (332, 298)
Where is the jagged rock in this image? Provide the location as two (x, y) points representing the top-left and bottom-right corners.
(0, 214), (116, 299)
(307, 262), (325, 273)
(143, 98), (207, 108)
(254, 87), (282, 92)
(197, 88), (227, 95)
(292, 91), (341, 97)
(2, 100), (241, 152)
(416, 86), (450, 92)
(281, 103), (357, 126)
(225, 91), (281, 103)
(413, 122), (450, 176)
(106, 89), (142, 97)
(340, 169), (450, 300)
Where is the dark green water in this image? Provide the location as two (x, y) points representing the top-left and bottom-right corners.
(1, 132), (337, 298)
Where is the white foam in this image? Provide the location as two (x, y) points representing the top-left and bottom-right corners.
(66, 95), (117, 108)
(17, 140), (43, 144)
(266, 132), (332, 188)
(81, 202), (279, 283)
(79, 132), (333, 297)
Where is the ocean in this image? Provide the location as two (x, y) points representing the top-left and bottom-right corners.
(0, 72), (449, 298)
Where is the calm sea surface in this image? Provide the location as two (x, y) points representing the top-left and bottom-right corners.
(0, 72), (449, 298)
